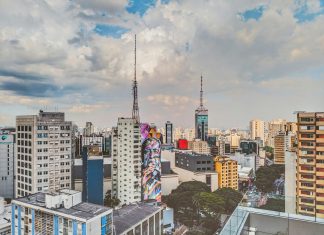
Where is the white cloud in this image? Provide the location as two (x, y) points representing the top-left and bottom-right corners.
(0, 0), (323, 128)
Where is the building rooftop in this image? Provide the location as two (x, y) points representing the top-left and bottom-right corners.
(220, 206), (324, 235)
(113, 203), (162, 235)
(13, 192), (112, 220)
(0, 203), (11, 231)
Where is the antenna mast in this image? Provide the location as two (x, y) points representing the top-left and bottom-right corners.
(200, 75), (203, 107)
(132, 34), (140, 123)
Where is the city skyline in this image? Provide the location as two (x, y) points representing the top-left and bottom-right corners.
(1, 0), (324, 129)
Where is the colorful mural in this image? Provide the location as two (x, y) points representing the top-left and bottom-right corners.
(141, 124), (162, 202)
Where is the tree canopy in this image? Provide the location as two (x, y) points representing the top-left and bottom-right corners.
(213, 188), (243, 214)
(260, 198), (285, 212)
(164, 182), (243, 234)
(255, 165), (284, 193)
(103, 191), (120, 208)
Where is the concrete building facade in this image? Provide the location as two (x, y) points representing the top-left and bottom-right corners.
(0, 129), (15, 199)
(15, 111), (72, 198)
(214, 156), (238, 190)
(111, 118), (141, 205)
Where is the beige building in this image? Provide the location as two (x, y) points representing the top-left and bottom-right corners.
(250, 119), (266, 145)
(274, 132), (286, 164)
(214, 156), (238, 190)
(296, 112), (324, 218)
(188, 139), (210, 154)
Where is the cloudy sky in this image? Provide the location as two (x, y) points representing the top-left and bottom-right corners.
(0, 0), (324, 129)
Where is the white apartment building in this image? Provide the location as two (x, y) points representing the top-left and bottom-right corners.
(111, 118), (141, 205)
(0, 129), (15, 199)
(15, 111), (72, 198)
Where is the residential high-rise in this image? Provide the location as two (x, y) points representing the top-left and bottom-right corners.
(214, 156), (238, 190)
(195, 76), (208, 141)
(11, 190), (113, 235)
(274, 132), (286, 165)
(250, 119), (265, 145)
(165, 121), (173, 144)
(0, 128), (15, 199)
(188, 139), (210, 155)
(296, 112), (324, 218)
(15, 111), (72, 198)
(111, 118), (141, 205)
(82, 145), (104, 205)
(84, 122), (94, 136)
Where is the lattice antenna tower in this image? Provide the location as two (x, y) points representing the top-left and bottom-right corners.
(132, 34), (140, 123)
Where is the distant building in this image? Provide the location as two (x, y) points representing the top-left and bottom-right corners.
(15, 111), (72, 198)
(11, 190), (113, 235)
(240, 140), (259, 155)
(188, 139), (210, 154)
(84, 122), (94, 136)
(177, 139), (188, 150)
(82, 145), (104, 205)
(111, 118), (141, 205)
(165, 121), (173, 144)
(195, 76), (208, 141)
(250, 119), (265, 145)
(274, 132), (286, 164)
(214, 156), (238, 190)
(0, 128), (15, 199)
(113, 202), (163, 235)
(175, 152), (214, 172)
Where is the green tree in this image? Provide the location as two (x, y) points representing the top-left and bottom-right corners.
(164, 181), (211, 227)
(260, 198), (285, 212)
(192, 192), (225, 217)
(255, 165), (285, 193)
(103, 191), (120, 208)
(213, 188), (243, 214)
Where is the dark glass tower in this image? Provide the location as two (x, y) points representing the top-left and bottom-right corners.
(165, 121), (173, 144)
(195, 75), (208, 141)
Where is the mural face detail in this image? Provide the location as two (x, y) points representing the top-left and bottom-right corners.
(141, 124), (162, 202)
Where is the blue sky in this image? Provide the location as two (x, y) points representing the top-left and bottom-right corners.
(0, 0), (324, 129)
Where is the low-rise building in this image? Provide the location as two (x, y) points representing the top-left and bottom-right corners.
(214, 156), (238, 190)
(113, 202), (163, 235)
(175, 152), (214, 172)
(11, 190), (113, 235)
(163, 150), (218, 191)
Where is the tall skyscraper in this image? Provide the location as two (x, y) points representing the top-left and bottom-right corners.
(111, 118), (141, 205)
(0, 128), (15, 198)
(15, 111), (72, 198)
(195, 75), (208, 141)
(296, 112), (324, 218)
(165, 121), (173, 144)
